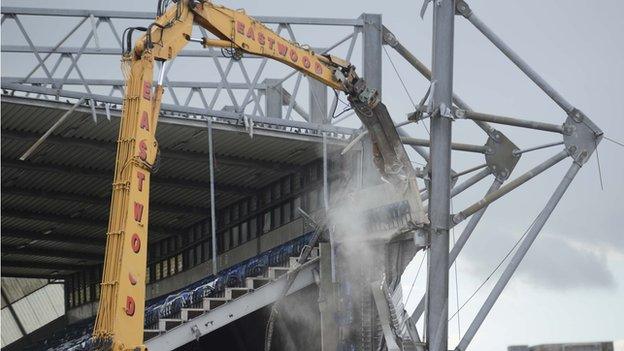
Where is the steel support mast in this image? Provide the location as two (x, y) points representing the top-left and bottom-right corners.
(426, 1), (455, 351)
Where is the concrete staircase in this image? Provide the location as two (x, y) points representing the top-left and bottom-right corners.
(143, 246), (319, 343)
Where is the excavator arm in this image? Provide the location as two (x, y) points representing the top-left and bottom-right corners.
(92, 1), (426, 350)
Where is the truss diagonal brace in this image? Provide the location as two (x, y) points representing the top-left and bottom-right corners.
(455, 0), (574, 113)
(458, 109), (564, 134)
(456, 162), (581, 350)
(19, 97), (85, 161)
(381, 25), (497, 139)
(453, 150), (568, 224)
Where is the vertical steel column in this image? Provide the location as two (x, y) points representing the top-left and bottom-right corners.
(360, 13), (383, 187)
(457, 162), (581, 351)
(426, 1), (455, 351)
(323, 132), (329, 210)
(207, 118), (218, 275)
(309, 78), (328, 124)
(361, 13), (383, 96)
(263, 78), (283, 119)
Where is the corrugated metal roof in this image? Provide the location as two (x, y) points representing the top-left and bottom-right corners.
(2, 96), (348, 278)
(1, 266), (76, 277)
(2, 252), (93, 266)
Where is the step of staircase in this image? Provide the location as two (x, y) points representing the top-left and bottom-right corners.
(144, 329), (161, 341)
(202, 297), (228, 311)
(181, 308), (204, 321)
(225, 287), (249, 300)
(143, 255), (320, 349)
(158, 318), (183, 331)
(267, 266), (290, 280)
(246, 276), (272, 289)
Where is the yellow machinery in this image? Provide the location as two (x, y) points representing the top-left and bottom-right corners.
(92, 1), (426, 349)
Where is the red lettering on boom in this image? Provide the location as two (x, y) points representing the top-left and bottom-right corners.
(131, 233), (141, 253)
(133, 202), (144, 222)
(314, 62), (323, 75)
(267, 37), (275, 50)
(236, 21), (245, 35)
(277, 43), (288, 56)
(125, 296), (136, 316)
(258, 32), (265, 45)
(246, 26), (255, 40)
(138, 140), (147, 161)
(140, 111), (150, 131)
(289, 50), (298, 63)
(302, 56), (311, 69)
(136, 171), (145, 191)
(142, 81), (151, 100)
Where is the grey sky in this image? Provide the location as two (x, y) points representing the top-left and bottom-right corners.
(2, 0), (623, 350)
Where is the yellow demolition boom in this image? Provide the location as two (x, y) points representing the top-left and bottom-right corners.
(92, 1), (426, 349)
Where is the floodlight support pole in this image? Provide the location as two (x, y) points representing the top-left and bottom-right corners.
(456, 162), (581, 350)
(426, 1), (455, 350)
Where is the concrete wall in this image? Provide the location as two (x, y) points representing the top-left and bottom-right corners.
(67, 301), (97, 324)
(67, 218), (307, 323)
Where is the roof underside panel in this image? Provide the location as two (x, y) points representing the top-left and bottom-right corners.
(1, 97), (349, 278)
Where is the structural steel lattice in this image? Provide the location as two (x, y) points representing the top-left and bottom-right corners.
(0, 2), (605, 351)
(0, 6), (374, 137)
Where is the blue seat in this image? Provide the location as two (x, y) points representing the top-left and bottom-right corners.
(245, 253), (269, 277)
(225, 264), (246, 287)
(44, 231), (315, 351)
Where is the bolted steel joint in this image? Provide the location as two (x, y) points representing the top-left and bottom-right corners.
(382, 29), (399, 47)
(453, 107), (467, 119)
(450, 213), (464, 226)
(562, 109), (603, 166)
(484, 131), (520, 181)
(562, 123), (575, 136)
(191, 324), (201, 341)
(414, 227), (430, 249)
(407, 105), (429, 123)
(455, 0), (473, 18)
(432, 102), (454, 119)
(430, 225), (448, 236)
(568, 108), (586, 123)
